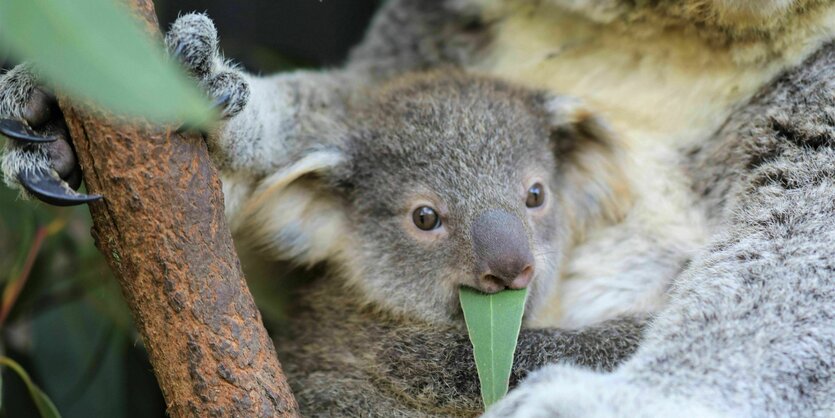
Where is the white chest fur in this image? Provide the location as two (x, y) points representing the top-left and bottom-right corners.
(471, 3), (835, 327)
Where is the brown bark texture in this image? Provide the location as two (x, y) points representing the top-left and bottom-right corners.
(57, 1), (300, 416)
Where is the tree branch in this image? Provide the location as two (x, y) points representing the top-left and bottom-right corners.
(58, 1), (299, 416)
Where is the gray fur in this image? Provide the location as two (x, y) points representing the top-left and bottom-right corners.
(0, 65), (79, 193)
(0, 14), (251, 193)
(201, 0), (490, 179)
(165, 13), (219, 79)
(2, 1), (835, 416)
(185, 4), (835, 416)
(277, 276), (644, 417)
(163, 14), (249, 122)
(0, 13), (646, 413)
(0, 65), (51, 192)
(246, 70), (625, 324)
(0, 64), (40, 120)
(345, 0), (490, 79)
(487, 38), (835, 418)
(243, 70), (645, 415)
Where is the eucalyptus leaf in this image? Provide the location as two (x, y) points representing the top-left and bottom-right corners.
(459, 287), (528, 409)
(0, 356), (62, 418)
(0, 0), (212, 124)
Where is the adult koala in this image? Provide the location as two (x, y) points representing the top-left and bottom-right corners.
(2, 0), (834, 416)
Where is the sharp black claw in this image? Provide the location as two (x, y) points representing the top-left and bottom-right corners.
(172, 42), (186, 61)
(174, 94), (228, 135)
(212, 93), (232, 111)
(0, 119), (57, 143)
(18, 168), (102, 206)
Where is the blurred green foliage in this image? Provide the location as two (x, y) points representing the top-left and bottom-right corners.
(0, 356), (60, 418)
(0, 0), (212, 414)
(0, 185), (166, 418)
(0, 0), (212, 124)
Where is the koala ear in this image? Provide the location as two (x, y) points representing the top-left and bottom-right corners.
(239, 148), (351, 266)
(540, 94), (633, 235)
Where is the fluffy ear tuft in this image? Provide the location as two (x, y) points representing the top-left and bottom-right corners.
(239, 148), (351, 266)
(540, 94), (633, 238)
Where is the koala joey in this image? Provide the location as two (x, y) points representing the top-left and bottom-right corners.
(0, 13), (643, 416)
(244, 71), (643, 416)
(0, 12), (630, 323)
(4, 3), (835, 416)
(237, 69), (625, 325)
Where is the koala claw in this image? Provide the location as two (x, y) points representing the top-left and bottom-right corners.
(175, 92), (233, 135)
(212, 92), (232, 110)
(18, 167), (101, 206)
(170, 42), (187, 62)
(0, 119), (58, 144)
(3, 13), (248, 205)
(166, 13), (249, 133)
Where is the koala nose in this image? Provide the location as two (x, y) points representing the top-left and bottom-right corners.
(470, 209), (535, 293)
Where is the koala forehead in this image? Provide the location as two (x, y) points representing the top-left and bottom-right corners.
(344, 72), (557, 214)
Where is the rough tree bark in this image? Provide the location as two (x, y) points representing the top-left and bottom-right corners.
(57, 1), (299, 416)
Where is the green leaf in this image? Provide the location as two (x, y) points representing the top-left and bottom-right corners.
(0, 0), (212, 124)
(0, 356), (62, 418)
(459, 287), (528, 409)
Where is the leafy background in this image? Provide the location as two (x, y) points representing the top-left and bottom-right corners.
(0, 1), (380, 416)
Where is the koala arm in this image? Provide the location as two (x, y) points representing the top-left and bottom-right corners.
(291, 322), (644, 417)
(203, 0), (484, 165)
(214, 0), (489, 218)
(373, 320), (645, 416)
(1, 1), (485, 209)
(487, 42), (835, 418)
(282, 283), (646, 417)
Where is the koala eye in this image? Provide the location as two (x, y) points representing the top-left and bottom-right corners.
(526, 183), (545, 208)
(412, 206), (441, 231)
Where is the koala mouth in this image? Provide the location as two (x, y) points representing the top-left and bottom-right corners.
(478, 267), (534, 293)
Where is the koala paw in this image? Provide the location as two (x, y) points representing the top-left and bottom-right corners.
(483, 365), (729, 418)
(0, 13), (249, 205)
(0, 65), (99, 205)
(165, 13), (250, 120)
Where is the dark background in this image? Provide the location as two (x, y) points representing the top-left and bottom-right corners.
(0, 1), (380, 417)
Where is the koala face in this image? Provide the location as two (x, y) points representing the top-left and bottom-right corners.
(331, 74), (564, 323)
(244, 72), (620, 324)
